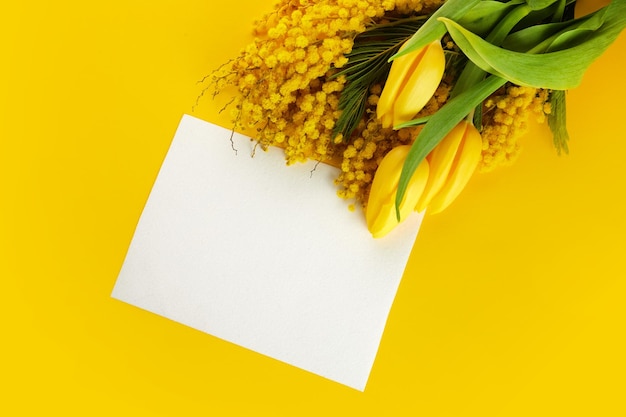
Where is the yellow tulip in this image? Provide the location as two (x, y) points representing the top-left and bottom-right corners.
(366, 145), (430, 239)
(416, 120), (482, 214)
(377, 40), (446, 129)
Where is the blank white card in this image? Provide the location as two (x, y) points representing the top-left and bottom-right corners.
(112, 114), (422, 391)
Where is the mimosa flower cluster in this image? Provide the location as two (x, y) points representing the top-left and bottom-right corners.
(204, 0), (448, 208)
(217, 0), (392, 164)
(479, 85), (551, 172)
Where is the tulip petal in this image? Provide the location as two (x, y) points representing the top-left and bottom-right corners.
(415, 121), (467, 212)
(366, 146), (408, 230)
(392, 41), (446, 126)
(427, 123), (482, 214)
(370, 159), (429, 238)
(370, 200), (399, 238)
(377, 43), (428, 127)
(377, 41), (445, 129)
(366, 145), (429, 238)
(398, 158), (429, 219)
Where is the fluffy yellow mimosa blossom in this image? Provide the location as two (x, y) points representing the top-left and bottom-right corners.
(377, 40), (446, 128)
(479, 85), (551, 172)
(393, 0), (444, 15)
(206, 0), (389, 166)
(204, 0), (448, 210)
(366, 145), (430, 238)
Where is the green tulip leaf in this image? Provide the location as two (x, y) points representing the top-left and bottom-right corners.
(525, 0), (560, 10)
(438, 0), (626, 90)
(516, 0), (575, 30)
(503, 5), (608, 53)
(550, 0), (566, 22)
(541, 5), (608, 52)
(458, 0), (526, 37)
(451, 3), (532, 98)
(391, 0), (481, 60)
(503, 17), (578, 52)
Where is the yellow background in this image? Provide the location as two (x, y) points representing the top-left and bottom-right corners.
(2, 0), (624, 415)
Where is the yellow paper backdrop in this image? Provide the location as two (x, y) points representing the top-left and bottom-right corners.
(2, 0), (624, 415)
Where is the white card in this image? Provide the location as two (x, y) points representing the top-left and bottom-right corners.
(112, 114), (422, 390)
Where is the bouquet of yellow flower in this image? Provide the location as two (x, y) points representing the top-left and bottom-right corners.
(201, 0), (625, 238)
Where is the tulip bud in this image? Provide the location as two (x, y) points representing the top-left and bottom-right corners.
(377, 40), (446, 129)
(366, 145), (430, 238)
(416, 120), (482, 214)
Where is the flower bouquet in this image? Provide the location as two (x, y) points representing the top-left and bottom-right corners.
(201, 0), (626, 238)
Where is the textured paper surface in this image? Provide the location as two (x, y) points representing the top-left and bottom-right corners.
(112, 114), (422, 390)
